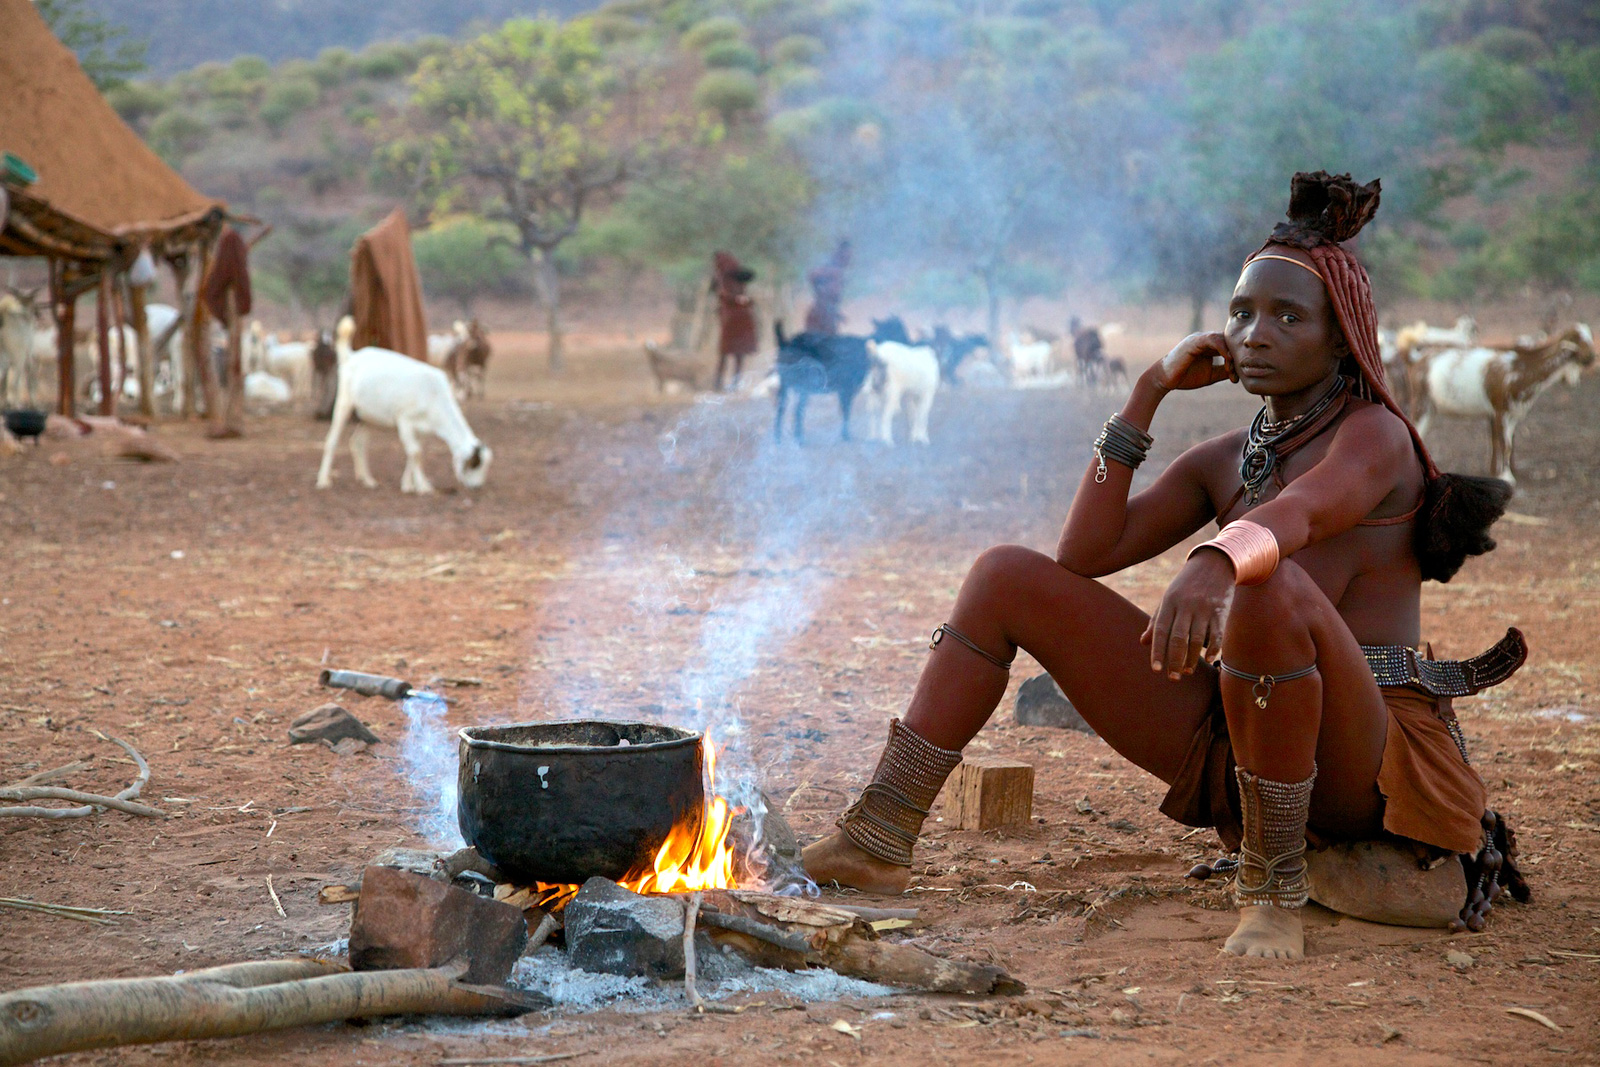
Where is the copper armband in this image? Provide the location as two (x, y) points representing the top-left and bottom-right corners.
(1189, 519), (1279, 586)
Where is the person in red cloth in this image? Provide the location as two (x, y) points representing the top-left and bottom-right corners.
(803, 239), (851, 336)
(803, 172), (1528, 959)
(712, 251), (757, 392)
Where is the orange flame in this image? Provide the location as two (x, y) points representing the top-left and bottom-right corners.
(524, 735), (739, 911)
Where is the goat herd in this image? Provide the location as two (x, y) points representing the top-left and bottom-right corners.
(2, 285), (1595, 492)
(647, 316), (1128, 447)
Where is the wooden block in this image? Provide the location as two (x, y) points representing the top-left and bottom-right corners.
(946, 757), (1034, 831)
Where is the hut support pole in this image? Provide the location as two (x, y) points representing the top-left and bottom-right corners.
(216, 288), (243, 438)
(110, 274), (129, 409)
(129, 278), (154, 420)
(52, 261), (76, 419)
(191, 240), (220, 424)
(169, 256), (193, 417)
(97, 273), (113, 416)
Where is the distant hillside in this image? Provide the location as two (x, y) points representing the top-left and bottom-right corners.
(82, 0), (601, 73)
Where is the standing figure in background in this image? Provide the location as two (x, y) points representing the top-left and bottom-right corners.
(713, 251), (758, 392)
(804, 240), (852, 337)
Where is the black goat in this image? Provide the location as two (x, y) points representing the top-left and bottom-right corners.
(930, 325), (989, 386)
(871, 315), (913, 345)
(772, 322), (876, 443)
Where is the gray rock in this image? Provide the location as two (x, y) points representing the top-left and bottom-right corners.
(288, 703), (380, 745)
(565, 877), (688, 979)
(1014, 674), (1093, 733)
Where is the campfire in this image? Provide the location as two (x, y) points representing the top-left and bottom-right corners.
(510, 735), (741, 911)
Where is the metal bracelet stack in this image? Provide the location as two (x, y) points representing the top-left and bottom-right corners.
(1093, 413), (1154, 483)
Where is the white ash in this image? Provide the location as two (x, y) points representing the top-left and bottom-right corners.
(509, 946), (892, 1012)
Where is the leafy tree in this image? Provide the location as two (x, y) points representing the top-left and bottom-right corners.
(413, 217), (527, 316)
(400, 17), (672, 369)
(37, 0), (146, 90)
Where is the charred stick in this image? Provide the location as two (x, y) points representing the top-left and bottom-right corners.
(695, 909), (818, 956)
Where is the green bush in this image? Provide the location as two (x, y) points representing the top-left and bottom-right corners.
(693, 69), (762, 121)
(772, 34), (824, 66)
(683, 15), (744, 52)
(1473, 26), (1549, 64)
(771, 64), (823, 103)
(312, 46), (355, 88)
(230, 55), (272, 82)
(260, 76), (320, 133)
(413, 217), (527, 314)
(148, 108), (209, 162)
(106, 80), (173, 125)
(702, 39), (761, 71)
(211, 96), (250, 129)
(357, 42), (419, 80)
(590, 12), (646, 44)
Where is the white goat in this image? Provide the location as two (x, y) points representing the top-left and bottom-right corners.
(427, 322), (464, 365)
(1008, 330), (1054, 381)
(0, 290), (41, 407)
(316, 316), (492, 494)
(1395, 316), (1478, 362)
(866, 340), (940, 445)
(1414, 324), (1594, 484)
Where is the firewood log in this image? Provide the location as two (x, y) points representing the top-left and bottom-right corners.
(0, 960), (542, 1066)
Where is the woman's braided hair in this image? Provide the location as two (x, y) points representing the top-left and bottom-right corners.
(1250, 171), (1510, 582)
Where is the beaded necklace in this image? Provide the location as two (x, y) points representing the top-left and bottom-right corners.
(1238, 375), (1349, 505)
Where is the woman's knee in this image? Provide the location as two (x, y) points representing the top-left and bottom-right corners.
(962, 544), (1062, 604)
(1223, 560), (1322, 661)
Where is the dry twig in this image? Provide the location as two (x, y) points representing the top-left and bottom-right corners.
(0, 736), (159, 820)
(0, 897), (130, 925)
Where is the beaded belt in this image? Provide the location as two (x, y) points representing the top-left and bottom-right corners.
(1360, 627), (1526, 697)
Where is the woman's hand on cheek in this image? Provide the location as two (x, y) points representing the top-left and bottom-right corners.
(1140, 550), (1236, 680)
(1143, 332), (1236, 395)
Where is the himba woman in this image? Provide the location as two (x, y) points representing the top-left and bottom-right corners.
(803, 172), (1529, 959)
(712, 251), (758, 392)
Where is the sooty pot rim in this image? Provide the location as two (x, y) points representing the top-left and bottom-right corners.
(458, 718), (702, 755)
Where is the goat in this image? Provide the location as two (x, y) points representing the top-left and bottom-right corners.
(311, 330), (338, 420)
(870, 316), (914, 345)
(772, 321), (873, 444)
(1412, 324), (1594, 484)
(643, 340), (701, 393)
(930, 325), (988, 386)
(427, 324), (462, 365)
(865, 340), (939, 445)
(0, 288), (41, 408)
(1007, 330), (1054, 381)
(1395, 315), (1478, 366)
(444, 319), (492, 400)
(244, 371), (292, 407)
(1069, 317), (1107, 386)
(316, 317), (492, 493)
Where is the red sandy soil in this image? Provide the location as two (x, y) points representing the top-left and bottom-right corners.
(2, 318), (1597, 1066)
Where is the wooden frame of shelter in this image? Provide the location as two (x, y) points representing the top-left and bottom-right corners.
(0, 0), (233, 421)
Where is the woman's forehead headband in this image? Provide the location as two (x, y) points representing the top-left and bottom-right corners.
(1243, 253), (1326, 284)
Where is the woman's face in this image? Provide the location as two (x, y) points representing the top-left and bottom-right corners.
(1224, 256), (1344, 397)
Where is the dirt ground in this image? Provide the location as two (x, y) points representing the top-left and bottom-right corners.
(2, 318), (1598, 1066)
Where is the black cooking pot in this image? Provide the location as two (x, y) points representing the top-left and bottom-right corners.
(4, 409), (46, 440)
(457, 720), (704, 885)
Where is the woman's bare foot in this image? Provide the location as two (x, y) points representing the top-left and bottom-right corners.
(1223, 905), (1304, 959)
(801, 831), (911, 895)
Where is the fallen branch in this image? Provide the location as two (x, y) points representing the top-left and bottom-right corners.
(0, 898), (130, 925)
(0, 736), (159, 820)
(0, 787), (163, 818)
(438, 1056), (586, 1066)
(0, 959), (542, 1065)
(2, 761), (94, 789)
